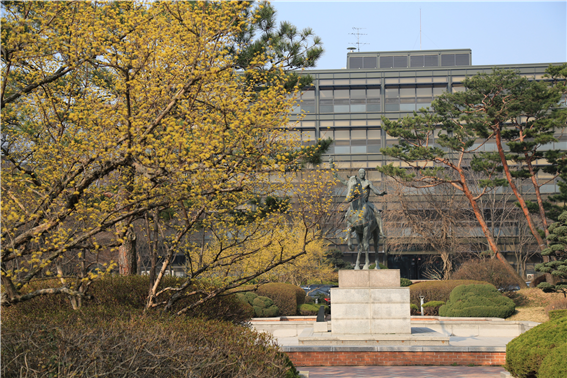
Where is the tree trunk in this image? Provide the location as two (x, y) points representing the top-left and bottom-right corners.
(460, 174), (528, 288)
(149, 211), (159, 288)
(440, 251), (452, 280)
(118, 226), (137, 275)
(494, 128), (547, 251)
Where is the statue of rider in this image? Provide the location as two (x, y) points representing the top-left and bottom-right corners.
(329, 157), (387, 237)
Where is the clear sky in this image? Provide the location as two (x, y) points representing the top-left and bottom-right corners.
(271, 1), (567, 70)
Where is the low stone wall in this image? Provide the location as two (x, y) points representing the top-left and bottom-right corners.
(283, 346), (506, 367)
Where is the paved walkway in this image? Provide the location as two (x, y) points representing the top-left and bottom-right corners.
(296, 366), (507, 378)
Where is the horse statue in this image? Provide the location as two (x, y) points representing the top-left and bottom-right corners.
(344, 176), (381, 270)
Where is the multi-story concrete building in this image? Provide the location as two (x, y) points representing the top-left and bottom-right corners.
(290, 49), (565, 279)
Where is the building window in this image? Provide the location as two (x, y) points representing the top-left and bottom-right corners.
(300, 90), (315, 114)
(384, 85), (446, 112)
(318, 88), (381, 113)
(320, 128), (382, 154)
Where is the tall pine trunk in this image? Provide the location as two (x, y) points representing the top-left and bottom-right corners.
(459, 170), (528, 288)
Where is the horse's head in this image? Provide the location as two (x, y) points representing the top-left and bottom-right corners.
(346, 176), (362, 202)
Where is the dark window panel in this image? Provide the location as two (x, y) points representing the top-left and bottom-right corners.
(441, 54), (455, 66)
(410, 55), (424, 68)
(394, 56), (408, 68)
(350, 57), (363, 69)
(424, 55), (439, 67)
(456, 54), (469, 66)
(363, 57), (377, 69)
(380, 56), (394, 68)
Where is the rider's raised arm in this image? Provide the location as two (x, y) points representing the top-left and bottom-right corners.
(369, 181), (387, 196)
(329, 157), (348, 186)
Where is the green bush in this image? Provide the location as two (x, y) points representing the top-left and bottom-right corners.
(423, 301), (445, 316)
(400, 277), (412, 287)
(257, 283), (304, 316)
(237, 293), (279, 318)
(253, 295), (274, 308)
(410, 303), (419, 315)
(505, 316), (567, 378)
(439, 284), (515, 318)
(538, 343), (567, 378)
(410, 280), (491, 308)
(549, 309), (567, 321)
(298, 304), (328, 316)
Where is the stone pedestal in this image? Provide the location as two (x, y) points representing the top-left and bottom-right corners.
(298, 269), (450, 346)
(331, 270), (410, 335)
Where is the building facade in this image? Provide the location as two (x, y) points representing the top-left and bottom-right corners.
(290, 49), (565, 279)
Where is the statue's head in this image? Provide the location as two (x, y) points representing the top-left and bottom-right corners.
(358, 168), (366, 180)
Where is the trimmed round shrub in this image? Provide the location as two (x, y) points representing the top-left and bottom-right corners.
(439, 284), (515, 318)
(422, 301), (445, 316)
(410, 279), (491, 308)
(538, 343), (567, 378)
(400, 277), (412, 287)
(451, 258), (523, 291)
(253, 296), (274, 308)
(245, 295), (279, 318)
(505, 316), (567, 378)
(243, 291), (258, 305)
(549, 309), (567, 321)
(257, 283), (304, 316)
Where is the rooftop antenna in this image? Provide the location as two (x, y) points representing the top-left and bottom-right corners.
(349, 27), (369, 52)
(420, 9), (422, 50)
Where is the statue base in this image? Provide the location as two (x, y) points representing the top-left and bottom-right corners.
(299, 270), (449, 346)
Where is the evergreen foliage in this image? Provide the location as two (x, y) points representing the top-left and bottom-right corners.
(505, 316), (567, 378)
(439, 284), (515, 318)
(536, 210), (567, 297)
(537, 343), (567, 378)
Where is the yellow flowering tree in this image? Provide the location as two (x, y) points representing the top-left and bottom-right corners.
(1, 1), (327, 309)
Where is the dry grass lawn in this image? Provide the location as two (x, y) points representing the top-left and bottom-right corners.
(505, 288), (566, 323)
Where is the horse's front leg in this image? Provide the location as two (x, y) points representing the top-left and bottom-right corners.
(346, 226), (355, 251)
(353, 230), (362, 270)
(362, 226), (370, 270)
